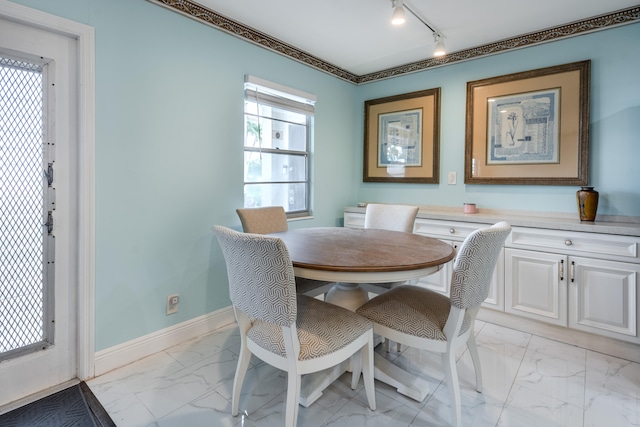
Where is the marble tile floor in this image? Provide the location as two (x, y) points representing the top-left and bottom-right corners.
(87, 321), (640, 427)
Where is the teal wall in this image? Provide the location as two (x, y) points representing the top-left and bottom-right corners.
(9, 0), (640, 352)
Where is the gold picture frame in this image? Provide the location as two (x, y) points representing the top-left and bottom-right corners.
(364, 88), (440, 183)
(464, 60), (590, 185)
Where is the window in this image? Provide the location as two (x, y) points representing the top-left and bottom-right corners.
(243, 76), (315, 217)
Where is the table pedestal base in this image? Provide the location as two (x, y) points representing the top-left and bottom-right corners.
(373, 354), (430, 401)
(325, 283), (369, 311)
(298, 349), (430, 407)
(299, 360), (350, 407)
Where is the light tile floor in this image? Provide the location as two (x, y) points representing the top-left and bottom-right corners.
(87, 321), (640, 426)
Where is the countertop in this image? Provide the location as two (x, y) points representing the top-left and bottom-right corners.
(344, 205), (640, 237)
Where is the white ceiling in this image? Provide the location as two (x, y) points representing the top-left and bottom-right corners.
(192, 0), (639, 76)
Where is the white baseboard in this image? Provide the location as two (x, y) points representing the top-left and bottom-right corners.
(93, 306), (235, 377)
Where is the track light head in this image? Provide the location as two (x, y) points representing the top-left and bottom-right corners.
(391, 0), (406, 25)
(433, 33), (446, 57)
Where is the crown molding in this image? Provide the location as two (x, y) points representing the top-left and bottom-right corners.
(148, 0), (640, 85)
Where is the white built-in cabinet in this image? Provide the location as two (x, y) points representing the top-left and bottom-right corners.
(505, 227), (640, 344)
(344, 209), (640, 345)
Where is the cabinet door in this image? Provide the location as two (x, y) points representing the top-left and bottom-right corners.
(569, 256), (640, 344)
(505, 248), (567, 326)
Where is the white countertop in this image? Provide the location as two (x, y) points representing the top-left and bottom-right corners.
(345, 205), (640, 237)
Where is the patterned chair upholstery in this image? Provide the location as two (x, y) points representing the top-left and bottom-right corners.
(235, 206), (334, 296)
(213, 226), (376, 427)
(356, 221), (511, 427)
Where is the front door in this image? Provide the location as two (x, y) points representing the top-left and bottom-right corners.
(0, 12), (80, 408)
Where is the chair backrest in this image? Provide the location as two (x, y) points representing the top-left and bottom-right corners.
(450, 221), (511, 310)
(236, 206), (288, 234)
(364, 204), (419, 233)
(213, 225), (297, 326)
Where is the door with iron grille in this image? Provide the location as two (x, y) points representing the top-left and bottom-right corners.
(0, 16), (78, 408)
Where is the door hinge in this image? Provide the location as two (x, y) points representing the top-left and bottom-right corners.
(44, 211), (53, 235)
(44, 162), (54, 186)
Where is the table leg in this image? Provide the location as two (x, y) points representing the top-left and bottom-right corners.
(324, 282), (369, 311)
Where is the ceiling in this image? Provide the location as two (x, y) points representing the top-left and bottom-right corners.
(152, 0), (640, 82)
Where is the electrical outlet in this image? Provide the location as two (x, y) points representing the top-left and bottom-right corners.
(167, 294), (179, 315)
(447, 171), (457, 185)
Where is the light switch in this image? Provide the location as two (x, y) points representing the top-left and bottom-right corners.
(448, 172), (457, 185)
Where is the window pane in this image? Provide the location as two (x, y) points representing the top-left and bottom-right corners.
(243, 79), (313, 216)
(245, 114), (308, 151)
(244, 152), (306, 183)
(245, 100), (306, 125)
(244, 183), (307, 212)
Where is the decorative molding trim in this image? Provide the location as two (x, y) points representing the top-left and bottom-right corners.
(93, 306), (235, 377)
(149, 0), (640, 84)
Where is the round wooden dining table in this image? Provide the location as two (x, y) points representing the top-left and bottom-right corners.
(269, 226), (456, 405)
(271, 226), (456, 310)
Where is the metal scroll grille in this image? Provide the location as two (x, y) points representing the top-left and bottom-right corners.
(0, 56), (51, 360)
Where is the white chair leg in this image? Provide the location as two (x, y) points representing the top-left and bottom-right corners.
(467, 334), (483, 392)
(362, 337), (376, 410)
(396, 342), (401, 352)
(443, 351), (462, 427)
(285, 373), (302, 427)
(232, 341), (252, 416)
(350, 351), (362, 389)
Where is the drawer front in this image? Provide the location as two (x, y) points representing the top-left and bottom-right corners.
(508, 227), (639, 263)
(414, 219), (487, 241)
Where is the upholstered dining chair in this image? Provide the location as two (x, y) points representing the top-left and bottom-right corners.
(236, 206), (333, 297)
(356, 221), (511, 427)
(213, 226), (376, 427)
(363, 203), (419, 234)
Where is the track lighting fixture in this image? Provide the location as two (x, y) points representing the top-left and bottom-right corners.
(391, 0), (406, 25)
(391, 0), (446, 57)
(433, 33), (446, 57)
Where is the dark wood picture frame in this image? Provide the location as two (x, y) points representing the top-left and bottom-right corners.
(364, 88), (440, 183)
(464, 60), (590, 185)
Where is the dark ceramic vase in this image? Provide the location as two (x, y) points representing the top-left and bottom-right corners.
(576, 186), (599, 221)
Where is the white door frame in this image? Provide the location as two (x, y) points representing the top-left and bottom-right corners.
(0, 0), (95, 381)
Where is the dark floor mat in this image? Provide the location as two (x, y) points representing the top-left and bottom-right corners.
(0, 382), (116, 427)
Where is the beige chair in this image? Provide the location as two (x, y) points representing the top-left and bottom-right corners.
(236, 206), (334, 296)
(213, 225), (376, 427)
(356, 221), (511, 427)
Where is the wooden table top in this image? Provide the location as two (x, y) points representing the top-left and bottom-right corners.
(271, 227), (455, 273)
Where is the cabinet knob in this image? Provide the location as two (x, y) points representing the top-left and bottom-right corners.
(449, 228), (455, 234)
(565, 239), (573, 246)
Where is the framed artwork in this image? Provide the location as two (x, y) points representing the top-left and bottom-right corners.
(465, 60), (590, 185)
(364, 88), (440, 183)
